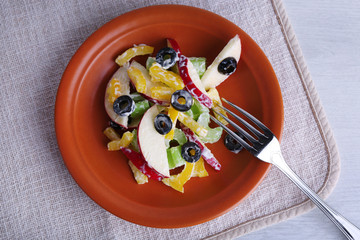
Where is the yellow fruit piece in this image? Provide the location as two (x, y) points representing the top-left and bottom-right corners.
(107, 131), (134, 151)
(103, 127), (121, 141)
(128, 160), (148, 184)
(150, 86), (174, 102)
(115, 45), (154, 66)
(149, 63), (185, 90)
(106, 78), (122, 104)
(165, 106), (179, 140)
(192, 157), (209, 178)
(162, 162), (195, 193)
(207, 88), (229, 125)
(178, 112), (208, 137)
(127, 66), (147, 93)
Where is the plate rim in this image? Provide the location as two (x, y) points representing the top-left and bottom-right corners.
(55, 4), (284, 228)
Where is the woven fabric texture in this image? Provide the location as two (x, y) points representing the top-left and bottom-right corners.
(0, 0), (340, 239)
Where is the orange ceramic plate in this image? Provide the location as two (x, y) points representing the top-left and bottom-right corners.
(55, 5), (283, 228)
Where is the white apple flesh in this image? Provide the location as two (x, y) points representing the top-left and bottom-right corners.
(137, 105), (170, 177)
(104, 66), (131, 128)
(200, 35), (241, 90)
(128, 61), (170, 106)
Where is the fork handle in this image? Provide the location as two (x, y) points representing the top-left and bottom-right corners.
(272, 153), (360, 240)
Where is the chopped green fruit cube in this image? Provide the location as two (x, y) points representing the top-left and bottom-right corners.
(185, 98), (209, 121)
(131, 100), (150, 119)
(197, 112), (210, 127)
(173, 128), (187, 145)
(130, 92), (145, 102)
(146, 57), (156, 70)
(130, 129), (139, 152)
(197, 112), (223, 143)
(200, 126), (222, 143)
(167, 145), (186, 169)
(189, 57), (206, 78)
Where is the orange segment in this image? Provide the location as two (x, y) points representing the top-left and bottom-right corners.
(103, 127), (121, 141)
(162, 162), (195, 193)
(107, 131), (134, 151)
(127, 66), (147, 93)
(192, 157), (209, 178)
(178, 112), (208, 137)
(115, 45), (154, 66)
(149, 63), (185, 90)
(207, 88), (229, 125)
(128, 160), (148, 184)
(165, 106), (179, 140)
(150, 86), (175, 102)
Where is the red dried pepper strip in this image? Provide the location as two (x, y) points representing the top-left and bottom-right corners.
(179, 56), (213, 108)
(167, 38), (213, 108)
(181, 126), (221, 171)
(120, 147), (166, 181)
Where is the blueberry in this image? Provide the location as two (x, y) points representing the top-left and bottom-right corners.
(170, 90), (193, 112)
(154, 114), (173, 135)
(156, 47), (178, 69)
(224, 131), (244, 154)
(217, 57), (237, 75)
(181, 142), (202, 163)
(113, 95), (135, 116)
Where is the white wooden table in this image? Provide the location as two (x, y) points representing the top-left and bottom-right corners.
(238, 0), (360, 239)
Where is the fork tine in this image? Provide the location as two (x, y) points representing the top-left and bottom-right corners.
(221, 98), (271, 134)
(212, 109), (258, 144)
(214, 103), (264, 139)
(210, 115), (257, 153)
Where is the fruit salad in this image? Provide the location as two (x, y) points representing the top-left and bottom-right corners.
(103, 36), (242, 193)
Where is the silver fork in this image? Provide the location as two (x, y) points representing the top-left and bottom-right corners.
(210, 98), (360, 240)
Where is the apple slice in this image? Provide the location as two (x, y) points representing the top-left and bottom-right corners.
(200, 35), (241, 90)
(104, 66), (131, 128)
(206, 87), (229, 126)
(128, 61), (170, 105)
(167, 38), (213, 108)
(121, 147), (165, 181)
(137, 105), (170, 177)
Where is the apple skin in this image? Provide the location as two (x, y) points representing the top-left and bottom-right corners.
(128, 61), (170, 106)
(181, 126), (221, 171)
(120, 147), (166, 181)
(104, 66), (131, 128)
(167, 38), (213, 109)
(137, 105), (170, 177)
